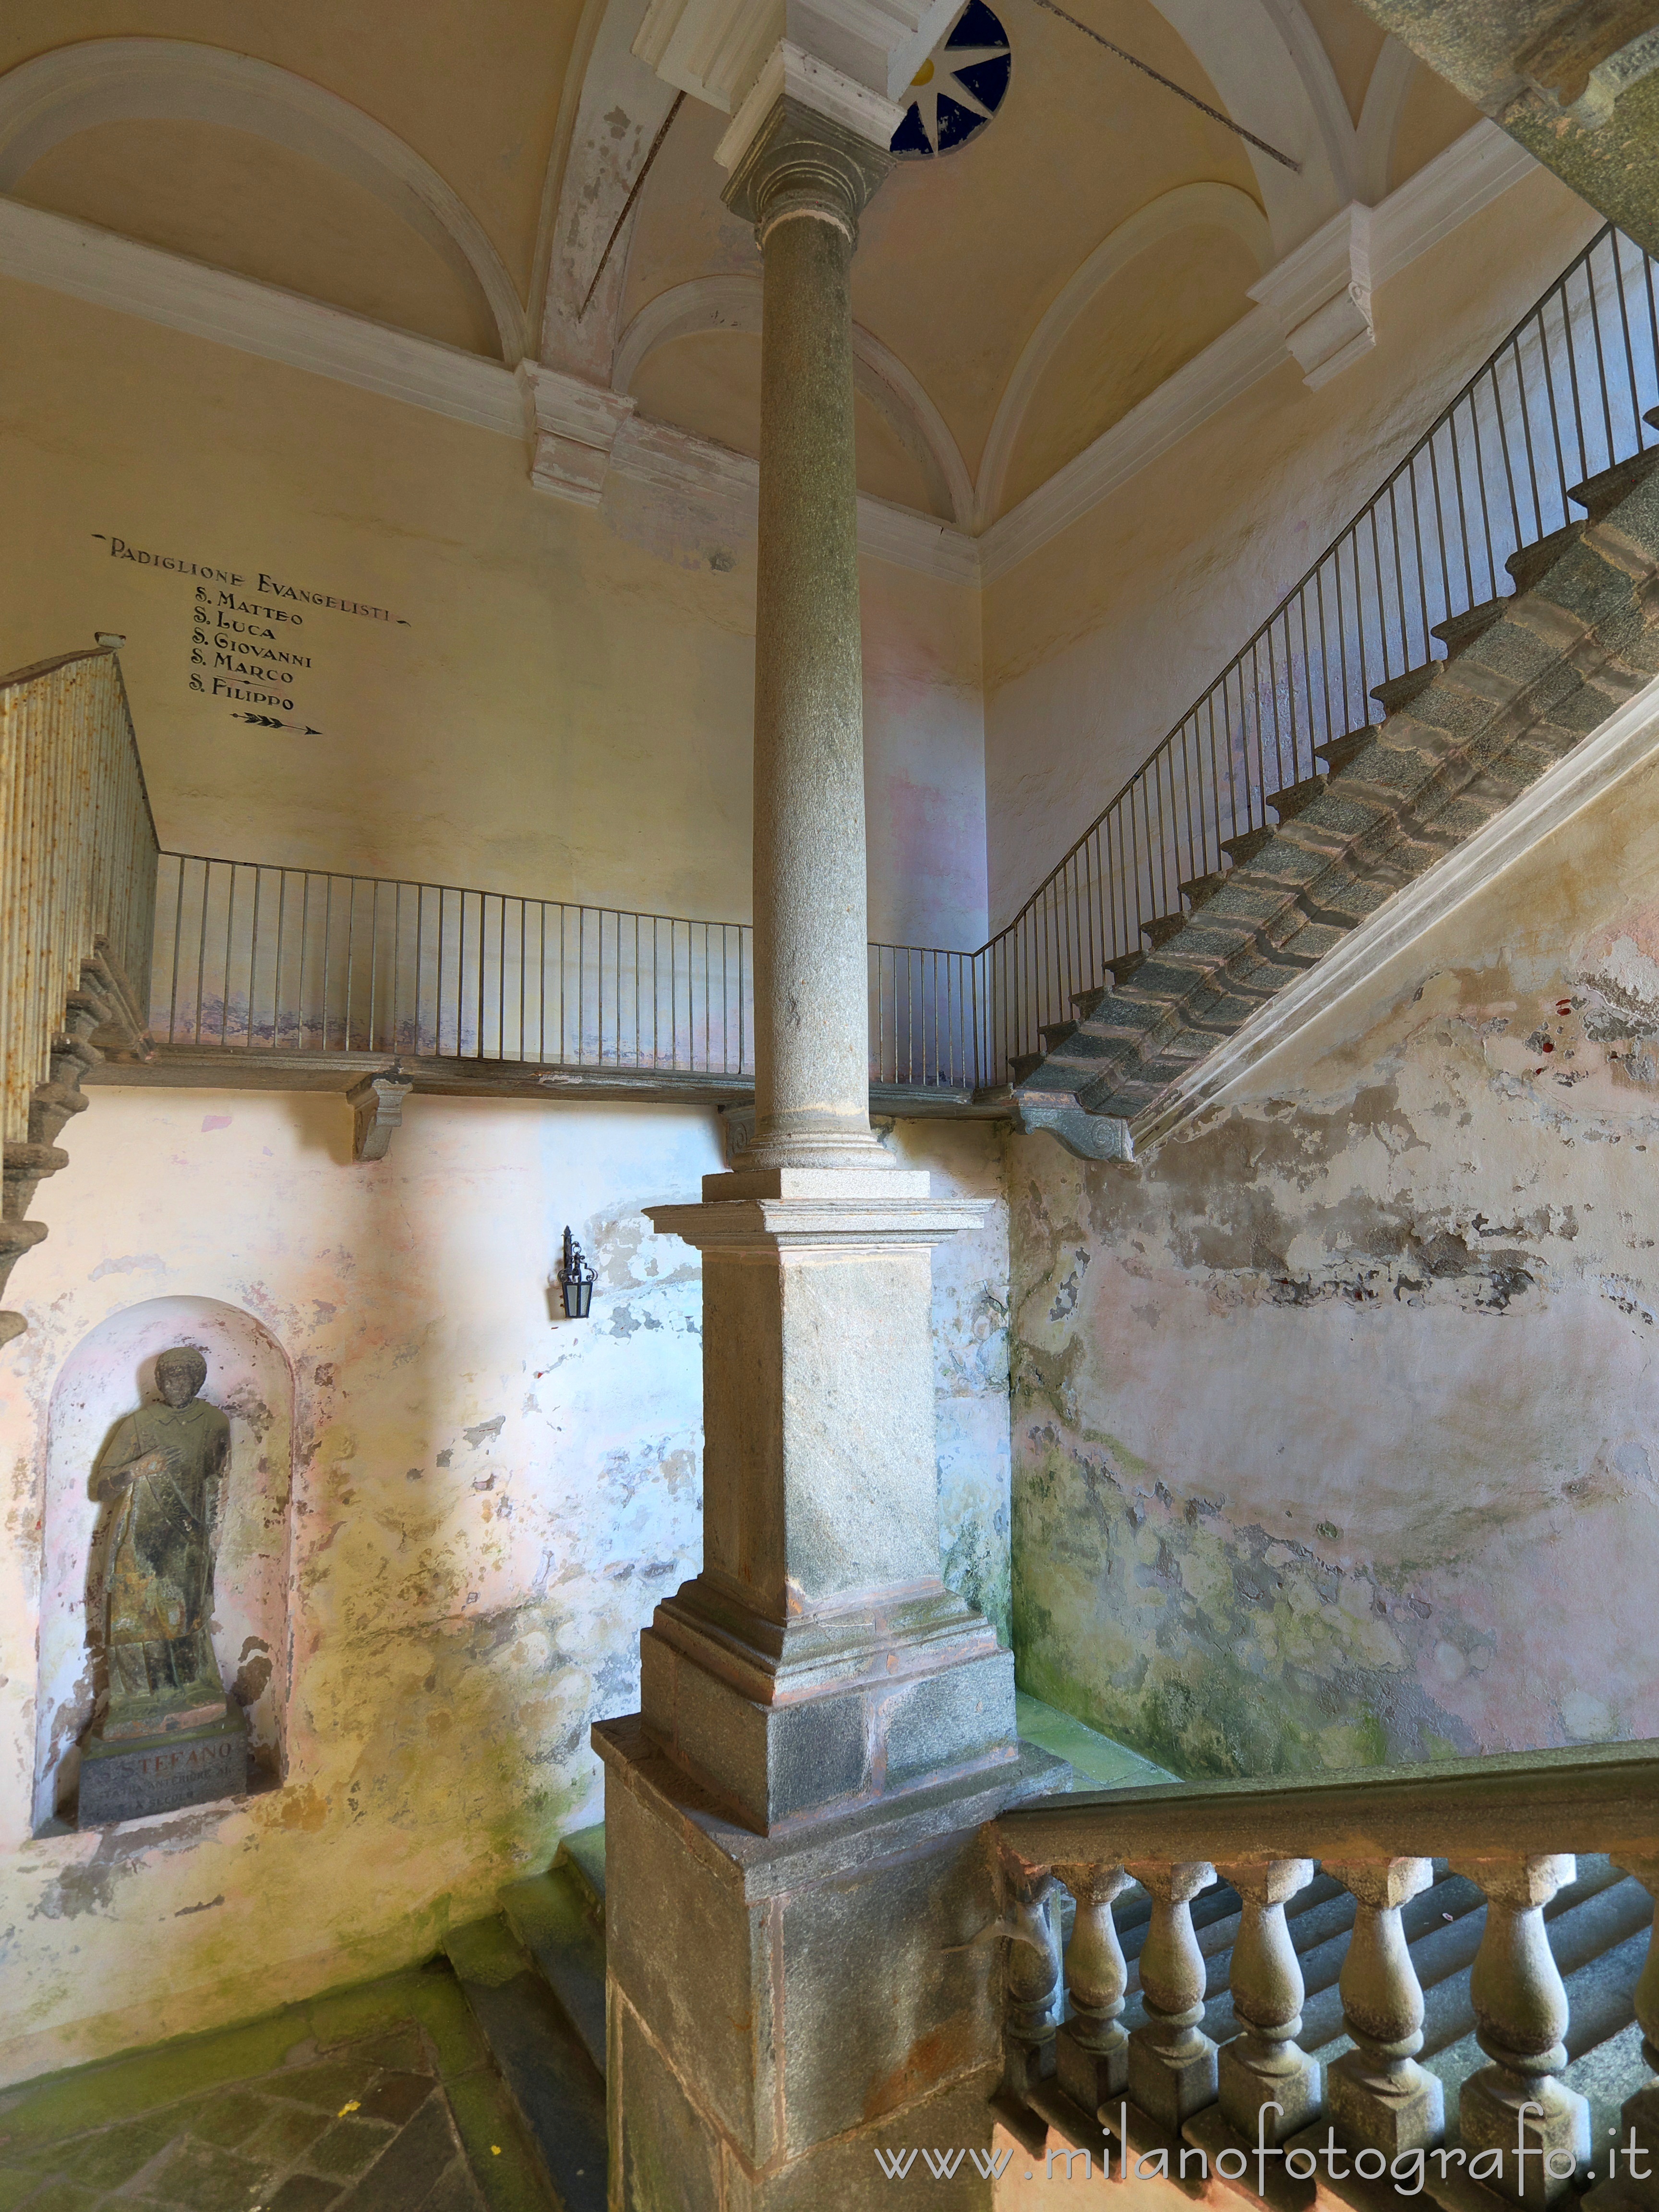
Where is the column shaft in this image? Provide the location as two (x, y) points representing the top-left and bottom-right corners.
(752, 204), (875, 1165)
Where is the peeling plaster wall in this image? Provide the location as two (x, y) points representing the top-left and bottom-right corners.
(0, 1090), (1008, 2081)
(1010, 754), (1659, 1780)
(981, 165), (1600, 933)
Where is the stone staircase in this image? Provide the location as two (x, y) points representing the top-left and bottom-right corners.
(444, 1824), (608, 2212)
(1013, 420), (1659, 1160)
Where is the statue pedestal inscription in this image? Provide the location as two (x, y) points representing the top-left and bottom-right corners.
(76, 1345), (250, 1828)
(78, 1699), (248, 1825)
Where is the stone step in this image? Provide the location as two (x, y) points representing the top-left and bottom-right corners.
(1070, 984), (1111, 1021)
(1106, 950), (1147, 987)
(557, 1820), (606, 1911)
(445, 1915), (607, 2212)
(500, 1857), (608, 2082)
(1179, 870), (1228, 912)
(1220, 824), (1274, 867)
(1140, 910), (1188, 950)
(1262, 773), (1326, 823)
(1039, 1019), (1079, 1052)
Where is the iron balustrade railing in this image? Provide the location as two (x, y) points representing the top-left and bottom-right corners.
(979, 219), (1659, 1083)
(151, 853), (986, 1090)
(143, 225), (1659, 1103)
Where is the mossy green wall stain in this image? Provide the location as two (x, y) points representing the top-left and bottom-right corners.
(1008, 813), (1659, 1779)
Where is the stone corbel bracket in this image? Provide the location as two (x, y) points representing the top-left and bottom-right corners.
(348, 1063), (414, 1162)
(1249, 203), (1373, 392)
(518, 362), (639, 506)
(1013, 1094), (1134, 1165)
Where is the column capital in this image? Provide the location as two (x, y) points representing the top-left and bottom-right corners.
(721, 73), (895, 244)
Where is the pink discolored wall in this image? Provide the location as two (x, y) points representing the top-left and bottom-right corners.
(1009, 745), (1659, 1778)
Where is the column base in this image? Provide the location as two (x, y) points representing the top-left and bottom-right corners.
(1218, 2041), (1322, 2142)
(1057, 2022), (1128, 2115)
(642, 1575), (1015, 1832)
(1459, 2068), (1590, 2208)
(1128, 2027), (1218, 2130)
(1327, 2050), (1444, 2156)
(596, 1713), (1068, 2209)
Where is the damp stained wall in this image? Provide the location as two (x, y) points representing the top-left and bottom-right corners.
(0, 1089), (1008, 2082)
(1009, 747), (1659, 1780)
(980, 163), (1601, 934)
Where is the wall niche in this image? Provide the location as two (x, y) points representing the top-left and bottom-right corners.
(33, 1295), (294, 1831)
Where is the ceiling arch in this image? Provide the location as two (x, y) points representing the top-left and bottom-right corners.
(614, 273), (974, 522)
(0, 38), (524, 361)
(1355, 34), (1419, 204)
(974, 181), (1272, 529)
(1142, 0), (1351, 250)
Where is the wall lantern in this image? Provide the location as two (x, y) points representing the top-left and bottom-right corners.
(559, 1226), (596, 1319)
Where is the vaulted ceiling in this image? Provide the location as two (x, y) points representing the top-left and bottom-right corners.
(0, 0), (1480, 531)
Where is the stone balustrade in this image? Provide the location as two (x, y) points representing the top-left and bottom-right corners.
(994, 1739), (1659, 2208)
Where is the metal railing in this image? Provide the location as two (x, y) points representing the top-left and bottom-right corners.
(151, 854), (986, 1090)
(980, 220), (1659, 1081)
(143, 227), (1659, 1101)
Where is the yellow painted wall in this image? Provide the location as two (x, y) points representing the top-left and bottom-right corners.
(0, 276), (989, 951)
(981, 167), (1601, 933)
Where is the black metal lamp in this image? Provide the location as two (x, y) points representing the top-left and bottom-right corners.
(558, 1226), (596, 1319)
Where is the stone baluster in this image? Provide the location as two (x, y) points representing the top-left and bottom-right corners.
(1215, 1857), (1322, 2143)
(1125, 1859), (1218, 2126)
(1053, 1860), (1132, 2114)
(1324, 1858), (1445, 2155)
(1452, 1854), (1589, 2207)
(1002, 1859), (1062, 2101)
(1607, 1856), (1659, 2195)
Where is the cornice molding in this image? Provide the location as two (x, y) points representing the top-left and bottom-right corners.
(0, 38), (524, 361)
(0, 198), (525, 433)
(0, 119), (1536, 593)
(977, 120), (1539, 585)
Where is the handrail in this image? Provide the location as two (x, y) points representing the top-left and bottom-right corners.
(147, 851), (986, 1091)
(998, 1737), (1659, 1863)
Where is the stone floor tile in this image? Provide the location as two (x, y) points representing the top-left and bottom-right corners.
(180, 2088), (279, 2149)
(264, 2176), (347, 2212)
(421, 2155), (489, 2212)
(302, 2116), (397, 2180)
(127, 2136), (267, 2211)
(241, 2101), (333, 2164)
(334, 2095), (458, 2210)
(353, 2072), (433, 2127)
(6, 2184), (103, 2212)
(45, 2109), (179, 2188)
(347, 2028), (431, 2078)
(265, 2059), (381, 2115)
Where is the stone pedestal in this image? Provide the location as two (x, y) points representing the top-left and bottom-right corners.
(603, 40), (1040, 2211)
(598, 1718), (1064, 2210)
(643, 1166), (1015, 1832)
(78, 1698), (247, 1827)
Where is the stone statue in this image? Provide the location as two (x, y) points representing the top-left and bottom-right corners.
(89, 1344), (231, 1742)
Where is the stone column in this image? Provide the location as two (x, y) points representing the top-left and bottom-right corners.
(598, 66), (1062, 2211)
(740, 96), (889, 1171)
